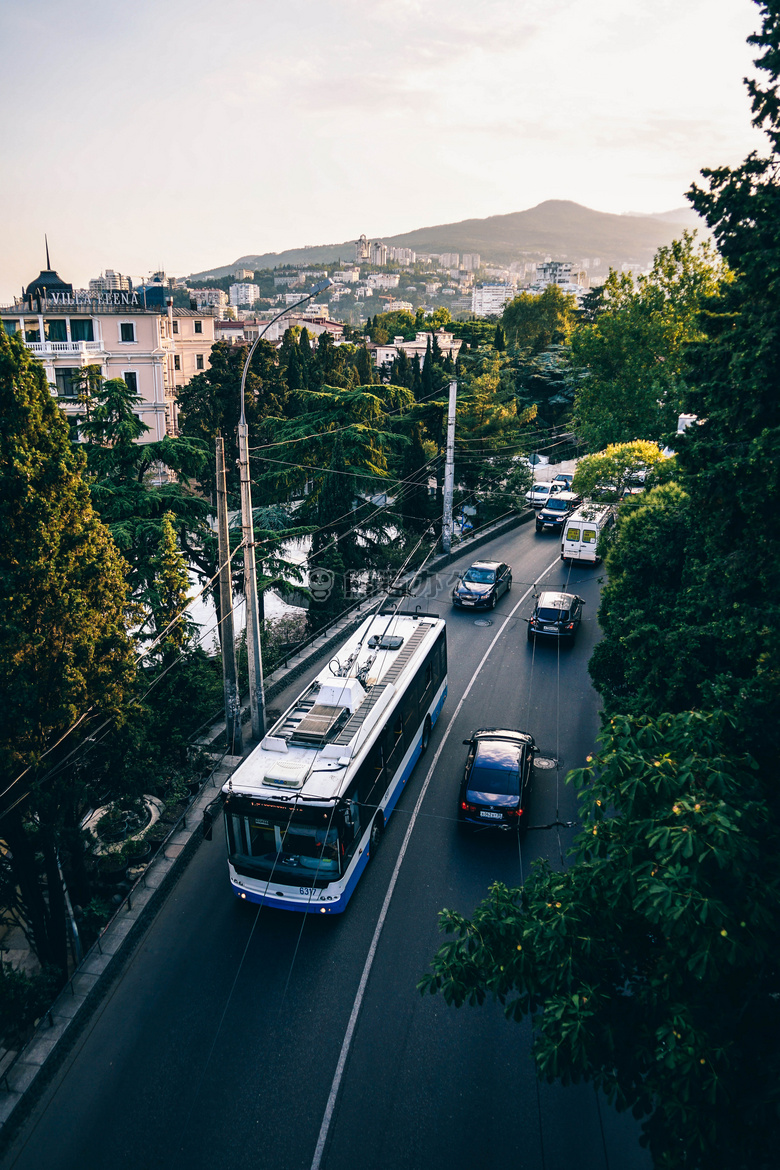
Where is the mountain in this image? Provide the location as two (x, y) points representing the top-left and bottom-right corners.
(188, 200), (706, 279)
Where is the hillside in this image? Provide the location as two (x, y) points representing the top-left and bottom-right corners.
(188, 199), (705, 279)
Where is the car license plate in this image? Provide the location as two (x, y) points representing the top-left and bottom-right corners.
(479, 810), (502, 820)
(544, 624), (558, 631)
(461, 599), (475, 605)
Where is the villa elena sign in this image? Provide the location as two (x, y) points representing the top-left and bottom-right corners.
(46, 290), (142, 307)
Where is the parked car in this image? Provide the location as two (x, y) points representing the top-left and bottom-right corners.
(535, 490), (581, 533)
(458, 728), (535, 832)
(452, 561), (512, 609)
(551, 472), (574, 490)
(526, 590), (585, 643)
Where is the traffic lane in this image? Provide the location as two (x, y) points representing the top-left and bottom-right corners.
(317, 611), (621, 1170)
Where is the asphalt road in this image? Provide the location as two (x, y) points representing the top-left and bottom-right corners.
(2, 521), (651, 1170)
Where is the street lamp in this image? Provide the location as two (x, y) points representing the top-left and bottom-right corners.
(238, 278), (334, 739)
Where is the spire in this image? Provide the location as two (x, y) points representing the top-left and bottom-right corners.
(45, 234), (51, 270)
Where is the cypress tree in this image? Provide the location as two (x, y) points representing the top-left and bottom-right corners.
(0, 330), (134, 973)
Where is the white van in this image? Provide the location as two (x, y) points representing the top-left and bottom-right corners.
(560, 504), (614, 564)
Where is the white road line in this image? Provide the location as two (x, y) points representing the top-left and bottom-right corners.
(309, 554), (561, 1170)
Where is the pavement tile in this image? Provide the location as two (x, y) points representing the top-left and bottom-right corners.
(51, 994), (82, 1020)
(7, 1062), (40, 1094)
(70, 972), (98, 997)
(0, 1095), (21, 1125)
(21, 1036), (58, 1067)
(79, 953), (112, 977)
(164, 843), (184, 859)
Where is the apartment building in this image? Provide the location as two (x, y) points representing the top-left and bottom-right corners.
(471, 282), (515, 315)
(3, 261), (215, 439)
(229, 283), (258, 306)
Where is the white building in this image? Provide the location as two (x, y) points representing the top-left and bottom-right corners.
(195, 288), (229, 311)
(536, 261), (573, 286)
(383, 300), (414, 313)
(370, 241), (388, 267)
(233, 268), (254, 280)
(355, 234), (371, 262)
(471, 283), (515, 316)
(335, 267), (360, 283)
(439, 253), (460, 269)
(387, 247), (416, 264)
(229, 283), (259, 306)
(366, 273), (400, 290)
(461, 254), (481, 271)
(89, 269), (131, 293)
(371, 329), (463, 367)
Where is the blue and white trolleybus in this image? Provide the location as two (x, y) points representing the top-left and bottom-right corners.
(222, 609), (447, 913)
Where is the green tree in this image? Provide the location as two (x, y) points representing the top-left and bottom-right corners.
(570, 235), (728, 450)
(0, 331), (134, 973)
(501, 283), (577, 352)
(571, 440), (675, 501)
(148, 512), (193, 666)
(422, 710), (780, 1170)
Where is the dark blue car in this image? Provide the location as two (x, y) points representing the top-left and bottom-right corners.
(458, 728), (535, 834)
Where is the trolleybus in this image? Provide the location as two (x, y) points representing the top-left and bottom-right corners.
(221, 609), (447, 913)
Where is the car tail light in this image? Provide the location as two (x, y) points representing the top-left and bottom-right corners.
(565, 622), (575, 630)
(506, 807), (524, 817)
(461, 801), (478, 813)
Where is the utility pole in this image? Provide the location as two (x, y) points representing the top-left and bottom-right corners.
(238, 420), (265, 740)
(236, 277), (333, 741)
(441, 378), (457, 554)
(216, 437), (242, 753)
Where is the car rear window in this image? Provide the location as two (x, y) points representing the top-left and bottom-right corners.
(582, 528), (596, 543)
(538, 606), (568, 622)
(468, 764), (520, 797)
(565, 526), (580, 541)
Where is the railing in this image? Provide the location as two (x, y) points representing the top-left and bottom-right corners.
(24, 340), (103, 355)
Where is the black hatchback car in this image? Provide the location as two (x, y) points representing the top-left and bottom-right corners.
(526, 590), (585, 644)
(451, 561), (512, 610)
(535, 490), (581, 533)
(458, 728), (535, 832)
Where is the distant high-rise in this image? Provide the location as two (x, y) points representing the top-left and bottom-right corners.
(355, 234), (370, 263)
(89, 269), (131, 293)
(461, 253), (481, 271)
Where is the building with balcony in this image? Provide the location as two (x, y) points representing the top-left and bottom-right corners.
(229, 283), (258, 306)
(3, 259), (215, 439)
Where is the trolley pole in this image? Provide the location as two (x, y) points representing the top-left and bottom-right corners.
(441, 378), (457, 554)
(216, 437), (242, 753)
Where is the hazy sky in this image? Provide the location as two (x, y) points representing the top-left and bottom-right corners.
(0, 0), (765, 301)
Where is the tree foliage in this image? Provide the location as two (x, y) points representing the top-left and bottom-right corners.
(0, 331), (135, 973)
(422, 710), (780, 1170)
(570, 235), (728, 451)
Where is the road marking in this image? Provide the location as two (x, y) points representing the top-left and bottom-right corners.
(310, 554), (561, 1170)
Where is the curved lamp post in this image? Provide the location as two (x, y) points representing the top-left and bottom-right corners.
(238, 278), (334, 739)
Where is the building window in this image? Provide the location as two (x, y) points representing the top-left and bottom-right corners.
(55, 367), (79, 397)
(196, 354), (204, 370)
(1, 320), (18, 336)
(174, 355), (181, 370)
(194, 320), (203, 334)
(120, 322), (135, 343)
(124, 371), (138, 393)
(70, 318), (94, 342)
(24, 320), (40, 343)
(44, 319), (68, 342)
(172, 320), (179, 334)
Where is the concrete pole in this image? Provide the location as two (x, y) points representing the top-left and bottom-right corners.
(216, 437), (242, 753)
(238, 421), (266, 740)
(441, 378), (457, 554)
